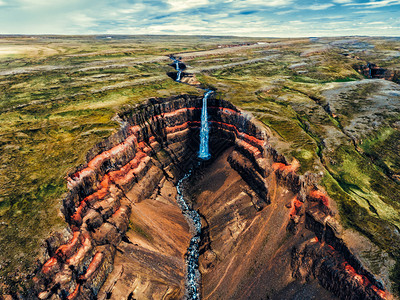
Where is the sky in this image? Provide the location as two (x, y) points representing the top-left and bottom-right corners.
(0, 0), (399, 37)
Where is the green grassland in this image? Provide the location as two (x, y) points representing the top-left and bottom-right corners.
(1, 35), (400, 294)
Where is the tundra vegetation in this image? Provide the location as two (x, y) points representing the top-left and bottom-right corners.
(0, 35), (399, 295)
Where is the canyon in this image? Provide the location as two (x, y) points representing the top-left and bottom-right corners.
(32, 88), (391, 298)
(1, 36), (399, 300)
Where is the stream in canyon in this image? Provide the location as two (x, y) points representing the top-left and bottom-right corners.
(176, 167), (202, 300)
(171, 56), (212, 299)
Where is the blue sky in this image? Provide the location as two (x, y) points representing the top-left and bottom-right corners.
(0, 0), (399, 36)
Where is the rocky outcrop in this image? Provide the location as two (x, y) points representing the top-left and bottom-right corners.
(355, 63), (397, 82)
(290, 208), (388, 300)
(32, 93), (390, 299)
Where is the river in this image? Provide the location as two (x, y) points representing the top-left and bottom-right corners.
(170, 56), (212, 299)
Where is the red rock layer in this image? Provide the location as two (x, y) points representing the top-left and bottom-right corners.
(271, 157), (389, 299)
(33, 94), (389, 299)
(33, 95), (270, 299)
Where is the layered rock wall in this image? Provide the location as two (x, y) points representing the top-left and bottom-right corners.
(33, 94), (274, 299)
(33, 94), (389, 300)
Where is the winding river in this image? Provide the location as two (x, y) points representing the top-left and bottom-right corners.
(176, 168), (202, 299)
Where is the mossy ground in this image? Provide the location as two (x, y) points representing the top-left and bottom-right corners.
(1, 35), (400, 295)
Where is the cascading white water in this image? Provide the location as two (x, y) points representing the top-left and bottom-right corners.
(176, 69), (182, 82)
(171, 56), (182, 82)
(198, 90), (212, 160)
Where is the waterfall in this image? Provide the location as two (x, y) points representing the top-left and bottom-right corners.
(198, 90), (212, 160)
(176, 69), (182, 82)
(170, 56), (182, 82)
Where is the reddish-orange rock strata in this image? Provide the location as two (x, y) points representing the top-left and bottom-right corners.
(32, 94), (389, 299)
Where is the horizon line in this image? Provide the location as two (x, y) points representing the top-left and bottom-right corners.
(1, 33), (399, 39)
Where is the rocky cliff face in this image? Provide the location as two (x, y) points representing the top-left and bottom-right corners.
(190, 132), (390, 299)
(32, 94), (390, 299)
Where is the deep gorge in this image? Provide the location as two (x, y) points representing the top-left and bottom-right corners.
(31, 62), (392, 299)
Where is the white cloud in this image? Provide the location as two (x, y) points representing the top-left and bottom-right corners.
(275, 9), (296, 15)
(149, 24), (203, 32)
(166, 0), (209, 12)
(309, 15), (346, 20)
(118, 4), (148, 15)
(307, 3), (334, 10)
(353, 9), (379, 13)
(251, 0), (294, 6)
(69, 12), (96, 29)
(0, 0), (6, 6)
(333, 0), (353, 3)
(345, 0), (400, 8)
(289, 20), (304, 24)
(18, 0), (80, 10)
(234, 0), (294, 7)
